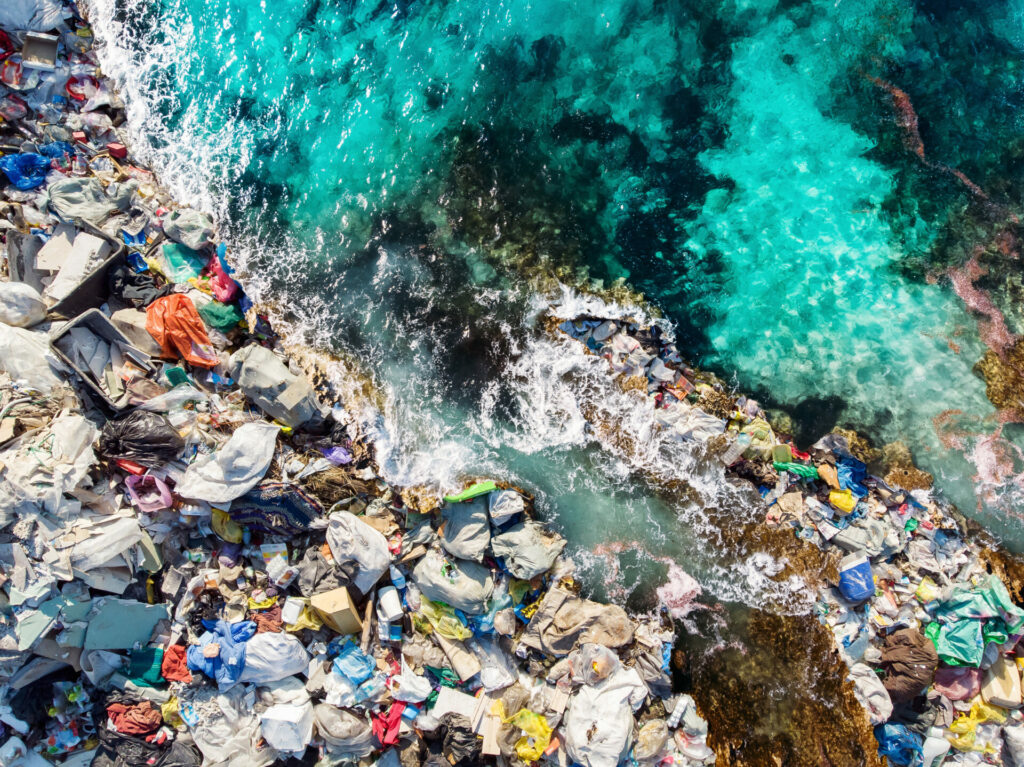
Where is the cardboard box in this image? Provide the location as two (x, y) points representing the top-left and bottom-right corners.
(310, 587), (362, 635)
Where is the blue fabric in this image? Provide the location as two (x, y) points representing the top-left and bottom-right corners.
(836, 456), (869, 498)
(332, 639), (375, 684)
(0, 153), (53, 190)
(186, 619), (256, 689)
(874, 723), (922, 766)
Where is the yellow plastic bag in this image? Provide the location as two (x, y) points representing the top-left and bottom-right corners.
(161, 696), (183, 728)
(495, 701), (553, 762)
(285, 600), (323, 632)
(948, 699), (1007, 753)
(211, 508), (243, 543)
(417, 599), (472, 641)
(829, 488), (857, 515)
(915, 576), (940, 603)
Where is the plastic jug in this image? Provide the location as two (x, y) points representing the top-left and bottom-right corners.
(920, 727), (950, 767)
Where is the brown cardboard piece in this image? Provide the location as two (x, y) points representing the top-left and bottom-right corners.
(310, 587), (363, 636)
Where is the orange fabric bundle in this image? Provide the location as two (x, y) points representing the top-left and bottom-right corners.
(146, 294), (219, 368)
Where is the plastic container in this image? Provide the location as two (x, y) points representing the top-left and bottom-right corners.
(49, 308), (155, 412)
(921, 726), (950, 767)
(838, 553), (875, 602)
(48, 221), (127, 320)
(377, 586), (404, 623)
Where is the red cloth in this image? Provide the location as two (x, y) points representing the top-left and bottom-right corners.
(107, 701), (162, 735)
(145, 294), (219, 368)
(161, 644), (192, 683)
(372, 702), (406, 747)
(251, 604), (284, 634)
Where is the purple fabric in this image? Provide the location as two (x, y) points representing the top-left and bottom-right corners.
(932, 666), (982, 701)
(321, 446), (353, 465)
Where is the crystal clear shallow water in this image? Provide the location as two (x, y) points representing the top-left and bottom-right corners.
(86, 0), (1024, 592)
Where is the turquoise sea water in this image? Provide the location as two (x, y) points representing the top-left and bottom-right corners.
(87, 0), (1024, 589)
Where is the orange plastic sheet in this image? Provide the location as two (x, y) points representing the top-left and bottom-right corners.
(146, 294), (219, 368)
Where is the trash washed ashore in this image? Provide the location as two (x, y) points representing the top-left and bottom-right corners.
(0, 2), (1023, 767)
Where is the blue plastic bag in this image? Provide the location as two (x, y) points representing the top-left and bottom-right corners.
(0, 153), (53, 190)
(836, 456), (869, 498)
(874, 723), (922, 766)
(838, 555), (874, 602)
(332, 639), (375, 684)
(37, 142), (75, 160)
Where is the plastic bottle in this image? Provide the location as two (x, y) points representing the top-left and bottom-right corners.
(720, 433), (751, 465)
(667, 695), (689, 729)
(390, 564), (407, 590)
(921, 727), (950, 767)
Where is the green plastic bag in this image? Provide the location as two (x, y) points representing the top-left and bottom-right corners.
(926, 620), (984, 666)
(444, 480), (498, 503)
(198, 300), (244, 331)
(773, 461), (819, 479)
(159, 242), (206, 283)
(415, 599), (472, 641)
(932, 576), (1024, 626)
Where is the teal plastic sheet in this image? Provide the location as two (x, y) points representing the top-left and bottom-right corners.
(925, 620), (983, 667)
(932, 575), (1024, 628)
(160, 242), (206, 283)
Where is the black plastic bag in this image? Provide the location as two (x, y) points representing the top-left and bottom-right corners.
(107, 260), (170, 308)
(99, 409), (185, 467)
(438, 714), (481, 767)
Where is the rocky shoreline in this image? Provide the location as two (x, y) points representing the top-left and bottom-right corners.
(2, 2), (1024, 767)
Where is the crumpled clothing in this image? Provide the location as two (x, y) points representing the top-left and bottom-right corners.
(371, 702), (406, 747)
(521, 586), (636, 657)
(161, 644), (192, 683)
(107, 701), (162, 735)
(880, 628), (938, 704)
(186, 619), (256, 689)
(231, 483), (323, 537)
(932, 666), (982, 701)
(252, 604), (284, 634)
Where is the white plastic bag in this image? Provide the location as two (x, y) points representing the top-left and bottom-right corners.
(176, 421), (279, 503)
(0, 0), (65, 32)
(469, 636), (517, 692)
(313, 704), (374, 757)
(0, 326), (65, 392)
(238, 632), (310, 684)
(847, 662), (893, 725)
(0, 282), (46, 328)
(388, 658), (433, 702)
(261, 702), (313, 752)
(564, 666), (648, 767)
(325, 511), (391, 594)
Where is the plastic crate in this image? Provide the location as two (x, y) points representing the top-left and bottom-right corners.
(49, 308), (154, 412)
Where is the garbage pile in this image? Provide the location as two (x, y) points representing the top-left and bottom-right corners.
(559, 316), (1024, 766)
(0, 4), (718, 766)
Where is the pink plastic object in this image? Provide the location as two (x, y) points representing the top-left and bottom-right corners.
(206, 254), (240, 303)
(125, 474), (173, 513)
